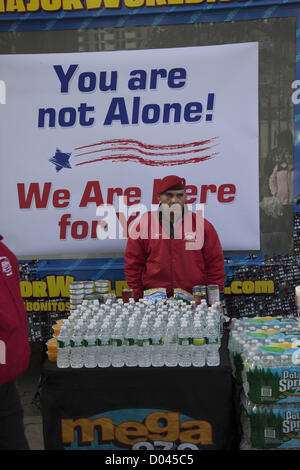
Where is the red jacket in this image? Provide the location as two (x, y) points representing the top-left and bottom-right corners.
(124, 210), (225, 300)
(0, 241), (30, 387)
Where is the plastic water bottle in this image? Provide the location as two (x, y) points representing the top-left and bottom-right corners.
(70, 326), (84, 368)
(200, 299), (208, 315)
(151, 321), (165, 367)
(206, 322), (220, 367)
(98, 322), (112, 368)
(137, 322), (151, 367)
(280, 354), (290, 367)
(164, 320), (178, 367)
(178, 320), (192, 367)
(57, 326), (71, 368)
(265, 354), (277, 369)
(83, 324), (98, 368)
(124, 321), (138, 367)
(111, 321), (125, 367)
(192, 321), (206, 367)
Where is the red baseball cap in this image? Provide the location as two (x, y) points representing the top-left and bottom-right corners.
(157, 175), (186, 194)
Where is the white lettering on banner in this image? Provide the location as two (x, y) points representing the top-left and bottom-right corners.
(0, 43), (259, 255)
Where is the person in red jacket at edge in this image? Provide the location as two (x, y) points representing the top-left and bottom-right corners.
(124, 175), (225, 301)
(0, 237), (30, 450)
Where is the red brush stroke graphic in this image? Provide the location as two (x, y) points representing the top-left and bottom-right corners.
(75, 153), (218, 167)
(73, 138), (219, 167)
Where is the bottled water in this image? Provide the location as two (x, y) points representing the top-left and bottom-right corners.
(63, 295), (226, 368)
(178, 320), (192, 367)
(77, 319), (87, 336)
(206, 322), (220, 367)
(164, 321), (178, 367)
(228, 315), (300, 450)
(151, 321), (165, 367)
(280, 354), (290, 367)
(137, 322), (151, 367)
(77, 319), (87, 364)
(124, 321), (138, 367)
(70, 326), (84, 368)
(98, 322), (112, 368)
(264, 354), (275, 369)
(191, 321), (206, 367)
(200, 300), (208, 315)
(83, 324), (98, 368)
(111, 321), (125, 367)
(57, 326), (71, 368)
(243, 351), (256, 370)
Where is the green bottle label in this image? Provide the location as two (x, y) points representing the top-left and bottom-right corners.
(178, 337), (191, 346)
(137, 339), (150, 347)
(124, 338), (135, 346)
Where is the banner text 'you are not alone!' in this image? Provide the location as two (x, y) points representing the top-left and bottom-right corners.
(37, 65), (216, 128)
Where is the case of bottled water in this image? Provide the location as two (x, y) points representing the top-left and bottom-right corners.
(229, 314), (300, 449)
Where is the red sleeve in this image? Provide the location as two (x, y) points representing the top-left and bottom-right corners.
(202, 220), (225, 291)
(0, 242), (30, 386)
(124, 226), (146, 301)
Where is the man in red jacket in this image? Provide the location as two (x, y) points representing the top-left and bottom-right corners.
(0, 239), (30, 449)
(124, 175), (225, 300)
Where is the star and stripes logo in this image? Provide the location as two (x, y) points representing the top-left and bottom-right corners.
(49, 137), (219, 171)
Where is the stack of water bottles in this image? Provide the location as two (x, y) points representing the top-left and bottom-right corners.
(56, 296), (226, 369)
(228, 315), (300, 450)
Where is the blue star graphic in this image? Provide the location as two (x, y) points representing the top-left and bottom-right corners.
(49, 148), (72, 172)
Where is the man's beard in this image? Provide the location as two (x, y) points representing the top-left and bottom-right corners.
(158, 203), (184, 223)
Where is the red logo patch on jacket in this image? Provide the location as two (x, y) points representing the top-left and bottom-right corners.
(0, 256), (13, 277)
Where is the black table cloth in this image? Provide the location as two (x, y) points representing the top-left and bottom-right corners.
(41, 329), (239, 450)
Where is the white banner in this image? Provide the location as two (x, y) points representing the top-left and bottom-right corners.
(0, 42), (259, 256)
